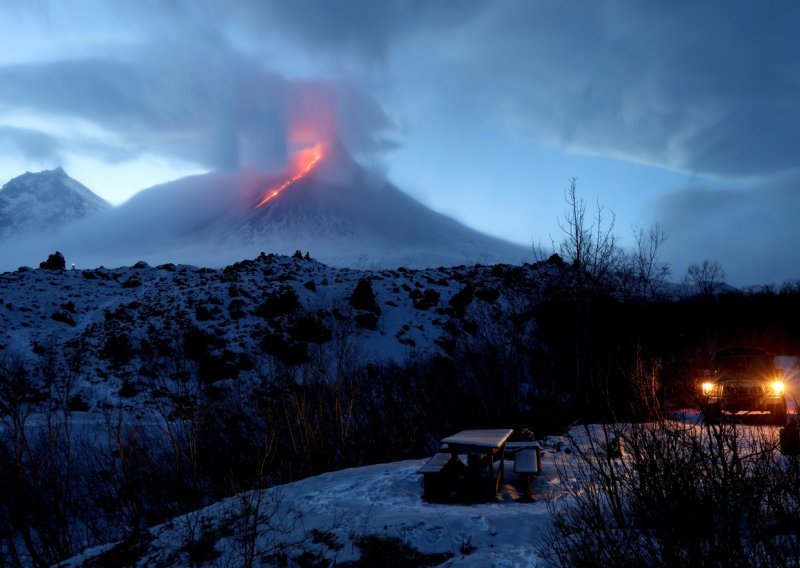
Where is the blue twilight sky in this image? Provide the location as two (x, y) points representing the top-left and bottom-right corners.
(0, 1), (798, 285)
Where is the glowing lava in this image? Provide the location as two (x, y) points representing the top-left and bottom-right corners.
(255, 143), (324, 208)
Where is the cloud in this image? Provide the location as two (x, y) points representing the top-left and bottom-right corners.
(107, 0), (485, 61)
(0, 37), (397, 171)
(6, 1), (797, 182)
(233, 0), (485, 60)
(446, 2), (800, 179)
(657, 172), (800, 285)
(0, 126), (61, 162)
(0, 124), (135, 166)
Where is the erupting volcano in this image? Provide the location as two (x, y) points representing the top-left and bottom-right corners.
(0, 126), (530, 271)
(255, 143), (324, 208)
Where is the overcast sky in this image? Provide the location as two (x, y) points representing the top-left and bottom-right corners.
(1, 1), (798, 285)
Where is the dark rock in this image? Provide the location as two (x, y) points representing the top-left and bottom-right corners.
(39, 251), (66, 270)
(51, 309), (75, 326)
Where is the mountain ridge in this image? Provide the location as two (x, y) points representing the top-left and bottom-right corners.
(0, 152), (531, 271)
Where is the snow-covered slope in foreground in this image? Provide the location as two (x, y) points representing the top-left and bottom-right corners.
(61, 457), (557, 567)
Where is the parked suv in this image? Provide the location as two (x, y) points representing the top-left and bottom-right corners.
(700, 347), (787, 425)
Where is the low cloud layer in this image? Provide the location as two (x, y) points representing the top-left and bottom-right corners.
(0, 126), (61, 162)
(658, 172), (800, 285)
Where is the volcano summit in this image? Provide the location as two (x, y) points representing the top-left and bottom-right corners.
(0, 145), (530, 271)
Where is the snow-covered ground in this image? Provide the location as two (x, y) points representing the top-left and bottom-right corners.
(57, 413), (795, 567)
(0, 254), (541, 412)
(60, 453), (562, 567)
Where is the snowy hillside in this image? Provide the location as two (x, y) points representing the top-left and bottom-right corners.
(0, 252), (543, 410)
(0, 167), (110, 240)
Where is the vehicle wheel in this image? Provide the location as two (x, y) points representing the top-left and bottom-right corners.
(771, 402), (787, 426)
(701, 403), (722, 424)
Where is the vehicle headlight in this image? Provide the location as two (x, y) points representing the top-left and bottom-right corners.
(771, 381), (785, 394)
(702, 382), (715, 395)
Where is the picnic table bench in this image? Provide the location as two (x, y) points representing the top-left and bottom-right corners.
(506, 441), (541, 501)
(418, 452), (453, 474)
(419, 429), (513, 503)
(418, 452), (465, 501)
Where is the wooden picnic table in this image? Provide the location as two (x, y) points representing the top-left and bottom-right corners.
(441, 429), (514, 451)
(420, 428), (513, 501)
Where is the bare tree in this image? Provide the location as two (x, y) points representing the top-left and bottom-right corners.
(685, 260), (726, 296)
(0, 351), (95, 567)
(557, 177), (620, 294)
(627, 223), (670, 299)
(555, 178), (621, 402)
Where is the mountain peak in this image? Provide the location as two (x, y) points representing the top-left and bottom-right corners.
(0, 168), (110, 240)
(20, 165), (67, 180)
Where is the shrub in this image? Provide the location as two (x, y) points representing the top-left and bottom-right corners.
(183, 327), (224, 360)
(227, 299), (247, 320)
(260, 333), (309, 365)
(351, 279), (380, 314)
(542, 418), (800, 567)
(287, 314), (332, 344)
(448, 284), (475, 317)
(474, 287), (500, 304)
(256, 289), (301, 319)
(69, 394), (90, 412)
(412, 288), (440, 310)
(355, 312), (379, 330)
(351, 535), (452, 567)
(99, 333), (134, 366)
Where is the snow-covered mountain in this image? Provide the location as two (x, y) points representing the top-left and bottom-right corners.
(0, 167), (110, 240)
(0, 146), (531, 271)
(240, 150), (529, 268)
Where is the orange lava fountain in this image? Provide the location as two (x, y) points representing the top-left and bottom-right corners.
(255, 143), (324, 208)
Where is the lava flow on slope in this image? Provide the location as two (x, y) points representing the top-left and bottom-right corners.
(255, 143), (324, 208)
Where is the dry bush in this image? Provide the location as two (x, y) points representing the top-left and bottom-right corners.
(542, 418), (800, 567)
